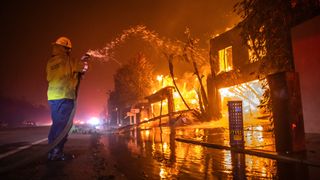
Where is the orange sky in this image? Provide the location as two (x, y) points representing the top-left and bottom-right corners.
(0, 0), (239, 122)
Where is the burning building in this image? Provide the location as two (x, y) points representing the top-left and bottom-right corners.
(207, 27), (267, 120)
(104, 0), (319, 154)
(207, 25), (307, 153)
(207, 1), (320, 152)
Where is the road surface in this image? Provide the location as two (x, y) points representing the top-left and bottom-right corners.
(1, 126), (320, 179)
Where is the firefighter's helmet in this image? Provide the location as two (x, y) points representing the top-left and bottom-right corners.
(54, 37), (72, 49)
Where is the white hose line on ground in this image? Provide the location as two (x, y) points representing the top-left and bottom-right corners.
(0, 138), (48, 160)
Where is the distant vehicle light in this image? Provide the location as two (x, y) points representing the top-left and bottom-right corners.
(88, 117), (100, 126)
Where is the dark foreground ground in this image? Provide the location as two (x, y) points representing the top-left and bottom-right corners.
(1, 133), (125, 179)
(1, 126), (320, 179)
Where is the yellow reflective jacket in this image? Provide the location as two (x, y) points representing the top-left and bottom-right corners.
(46, 46), (83, 100)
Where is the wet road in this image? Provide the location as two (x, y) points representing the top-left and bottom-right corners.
(102, 122), (320, 179)
(1, 124), (320, 179)
(0, 126), (49, 158)
(0, 126), (49, 146)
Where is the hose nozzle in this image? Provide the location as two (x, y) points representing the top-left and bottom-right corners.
(81, 53), (91, 61)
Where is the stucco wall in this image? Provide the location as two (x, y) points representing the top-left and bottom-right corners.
(291, 15), (320, 133)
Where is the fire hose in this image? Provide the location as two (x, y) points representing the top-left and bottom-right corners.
(0, 55), (90, 174)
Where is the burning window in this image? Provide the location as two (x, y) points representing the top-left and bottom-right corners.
(218, 46), (233, 73)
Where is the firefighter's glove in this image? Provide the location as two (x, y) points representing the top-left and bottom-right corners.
(80, 54), (91, 73)
(82, 61), (89, 73)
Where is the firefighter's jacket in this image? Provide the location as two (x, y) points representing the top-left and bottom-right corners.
(46, 46), (84, 100)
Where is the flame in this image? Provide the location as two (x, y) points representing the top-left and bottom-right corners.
(92, 26), (270, 123)
(156, 75), (163, 82)
(150, 74), (203, 117)
(219, 79), (268, 118)
(86, 25), (211, 122)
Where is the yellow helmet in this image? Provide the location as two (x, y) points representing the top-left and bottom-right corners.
(54, 36), (72, 49)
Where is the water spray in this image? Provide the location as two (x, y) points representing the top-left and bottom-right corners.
(84, 25), (207, 64)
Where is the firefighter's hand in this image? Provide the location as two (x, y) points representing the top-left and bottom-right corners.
(80, 54), (90, 73)
(82, 61), (89, 73)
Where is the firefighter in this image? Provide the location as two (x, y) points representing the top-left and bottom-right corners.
(46, 36), (89, 160)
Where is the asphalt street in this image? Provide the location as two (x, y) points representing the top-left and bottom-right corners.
(1, 126), (320, 179)
(0, 127), (124, 179)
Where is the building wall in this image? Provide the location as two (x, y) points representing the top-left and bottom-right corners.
(208, 27), (258, 118)
(291, 15), (320, 133)
(210, 27), (249, 75)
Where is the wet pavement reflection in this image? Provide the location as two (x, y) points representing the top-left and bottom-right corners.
(100, 122), (317, 179)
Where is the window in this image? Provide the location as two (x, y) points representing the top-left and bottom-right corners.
(218, 46), (233, 73)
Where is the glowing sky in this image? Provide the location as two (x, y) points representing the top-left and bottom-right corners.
(0, 0), (239, 122)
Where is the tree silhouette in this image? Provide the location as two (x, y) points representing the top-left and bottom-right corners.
(113, 53), (154, 108)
